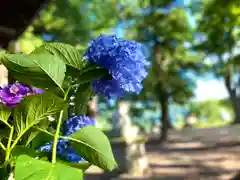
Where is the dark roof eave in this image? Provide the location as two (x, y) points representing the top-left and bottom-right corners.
(0, 0), (51, 48)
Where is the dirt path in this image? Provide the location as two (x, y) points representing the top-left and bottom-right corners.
(86, 126), (240, 180)
(144, 127), (240, 179)
(146, 142), (240, 180)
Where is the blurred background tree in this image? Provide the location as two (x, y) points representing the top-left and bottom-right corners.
(11, 0), (122, 53)
(120, 0), (202, 141)
(193, 0), (240, 123)
(8, 26), (44, 53)
(5, 0), (238, 140)
(189, 100), (233, 128)
(33, 0), (120, 44)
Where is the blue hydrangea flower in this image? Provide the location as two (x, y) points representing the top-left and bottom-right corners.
(84, 34), (149, 97)
(39, 116), (95, 163)
(62, 116), (96, 136)
(39, 139), (68, 159)
(39, 139), (85, 163)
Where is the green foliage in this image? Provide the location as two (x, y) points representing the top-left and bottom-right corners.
(31, 55), (66, 92)
(0, 42), (117, 180)
(15, 155), (83, 180)
(56, 159), (91, 172)
(32, 43), (86, 70)
(8, 26), (44, 54)
(28, 132), (53, 150)
(124, 0), (200, 103)
(32, 0), (121, 45)
(194, 0), (240, 62)
(11, 0), (123, 54)
(74, 83), (92, 115)
(189, 100), (233, 127)
(0, 104), (11, 126)
(120, 0), (201, 132)
(70, 126), (117, 171)
(194, 0), (240, 122)
(13, 93), (67, 135)
(2, 53), (66, 92)
(11, 146), (43, 161)
(77, 67), (110, 85)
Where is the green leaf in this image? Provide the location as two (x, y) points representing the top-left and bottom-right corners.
(7, 70), (56, 90)
(80, 65), (99, 74)
(25, 122), (51, 148)
(0, 128), (9, 141)
(3, 54), (39, 71)
(11, 146), (44, 161)
(3, 54), (66, 91)
(10, 147), (49, 171)
(13, 92), (67, 135)
(0, 104), (11, 126)
(25, 131), (41, 148)
(31, 54), (66, 92)
(15, 155), (83, 180)
(0, 166), (9, 180)
(70, 126), (117, 171)
(29, 131), (53, 150)
(57, 159), (91, 171)
(78, 67), (110, 84)
(0, 51), (7, 64)
(32, 43), (86, 70)
(74, 83), (92, 115)
(69, 162), (91, 171)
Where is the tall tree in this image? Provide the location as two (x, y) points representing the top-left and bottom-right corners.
(122, 0), (201, 142)
(194, 0), (240, 123)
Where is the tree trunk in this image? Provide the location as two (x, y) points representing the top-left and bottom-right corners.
(224, 74), (240, 124)
(231, 97), (240, 124)
(154, 42), (172, 142)
(159, 95), (169, 143)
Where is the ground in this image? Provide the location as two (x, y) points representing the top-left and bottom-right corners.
(146, 140), (240, 179)
(85, 126), (240, 180)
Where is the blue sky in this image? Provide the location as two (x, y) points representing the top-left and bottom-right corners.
(195, 78), (229, 101)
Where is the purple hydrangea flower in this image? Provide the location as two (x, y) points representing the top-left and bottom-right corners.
(84, 34), (149, 97)
(39, 116), (95, 163)
(0, 83), (43, 107)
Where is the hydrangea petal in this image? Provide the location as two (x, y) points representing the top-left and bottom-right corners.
(39, 116), (95, 163)
(62, 116), (96, 136)
(0, 83), (43, 108)
(39, 139), (85, 163)
(84, 34), (149, 97)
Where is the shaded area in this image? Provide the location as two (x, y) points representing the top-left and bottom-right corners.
(85, 126), (240, 180)
(0, 0), (50, 48)
(147, 146), (240, 180)
(146, 127), (240, 180)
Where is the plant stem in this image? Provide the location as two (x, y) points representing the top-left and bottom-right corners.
(5, 122), (12, 129)
(5, 127), (14, 162)
(51, 87), (71, 164)
(35, 127), (54, 136)
(0, 142), (6, 151)
(9, 128), (29, 151)
(51, 110), (64, 163)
